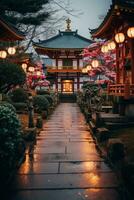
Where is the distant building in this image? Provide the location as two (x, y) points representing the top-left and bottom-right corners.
(34, 19), (93, 93)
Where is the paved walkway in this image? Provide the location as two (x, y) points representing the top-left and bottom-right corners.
(8, 103), (123, 200)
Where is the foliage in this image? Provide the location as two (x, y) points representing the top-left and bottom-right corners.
(33, 95), (50, 113)
(9, 88), (28, 103)
(36, 89), (50, 95)
(0, 61), (26, 93)
(44, 94), (53, 106)
(12, 102), (28, 112)
(0, 101), (16, 113)
(0, 0), (50, 26)
(0, 103), (24, 180)
(82, 41), (116, 83)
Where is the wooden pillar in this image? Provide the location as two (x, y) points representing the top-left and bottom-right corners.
(77, 72), (80, 90)
(77, 58), (80, 90)
(130, 39), (134, 84)
(56, 72), (58, 91)
(116, 44), (120, 84)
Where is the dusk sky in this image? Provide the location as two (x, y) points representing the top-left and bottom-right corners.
(64, 0), (112, 38)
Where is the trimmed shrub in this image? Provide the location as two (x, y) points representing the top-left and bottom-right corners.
(36, 89), (50, 95)
(12, 102), (27, 112)
(33, 95), (50, 113)
(0, 104), (24, 183)
(0, 102), (16, 113)
(9, 88), (28, 103)
(44, 94), (53, 106)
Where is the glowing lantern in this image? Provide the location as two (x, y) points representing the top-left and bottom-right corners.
(28, 66), (35, 72)
(82, 68), (87, 73)
(101, 45), (109, 53)
(91, 60), (99, 68)
(0, 50), (7, 59)
(127, 27), (134, 38)
(7, 47), (16, 55)
(86, 65), (92, 71)
(115, 32), (125, 43)
(36, 71), (41, 76)
(22, 63), (27, 71)
(108, 41), (116, 50)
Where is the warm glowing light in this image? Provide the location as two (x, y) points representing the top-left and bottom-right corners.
(108, 41), (116, 50)
(0, 50), (7, 59)
(82, 68), (88, 73)
(127, 27), (134, 38)
(91, 60), (99, 68)
(36, 71), (41, 76)
(115, 32), (125, 43)
(22, 63), (27, 71)
(7, 47), (16, 55)
(86, 65), (92, 71)
(28, 66), (35, 72)
(101, 45), (109, 53)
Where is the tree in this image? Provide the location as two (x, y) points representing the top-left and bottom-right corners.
(0, 0), (50, 26)
(0, 61), (26, 92)
(82, 41), (116, 83)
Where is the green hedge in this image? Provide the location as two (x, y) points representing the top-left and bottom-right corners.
(9, 88), (28, 103)
(0, 103), (25, 182)
(33, 95), (50, 113)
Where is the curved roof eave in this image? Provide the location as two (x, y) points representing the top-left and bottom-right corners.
(0, 16), (25, 40)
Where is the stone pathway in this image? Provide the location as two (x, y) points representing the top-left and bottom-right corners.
(8, 103), (124, 200)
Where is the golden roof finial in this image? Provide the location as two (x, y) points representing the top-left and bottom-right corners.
(66, 18), (71, 31)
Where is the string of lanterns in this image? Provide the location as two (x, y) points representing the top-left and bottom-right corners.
(0, 46), (16, 59)
(101, 27), (134, 54)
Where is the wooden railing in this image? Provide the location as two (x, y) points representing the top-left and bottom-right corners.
(47, 66), (81, 73)
(108, 84), (134, 98)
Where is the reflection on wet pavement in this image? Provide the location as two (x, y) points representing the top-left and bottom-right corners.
(7, 103), (124, 200)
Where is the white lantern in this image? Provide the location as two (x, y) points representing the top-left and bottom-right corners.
(101, 45), (109, 53)
(28, 66), (35, 72)
(7, 47), (16, 55)
(91, 60), (99, 68)
(108, 41), (116, 50)
(86, 65), (92, 71)
(22, 63), (27, 71)
(127, 27), (134, 38)
(0, 50), (7, 59)
(36, 71), (41, 76)
(115, 32), (125, 43)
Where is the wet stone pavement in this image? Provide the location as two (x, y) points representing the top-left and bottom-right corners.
(7, 103), (125, 200)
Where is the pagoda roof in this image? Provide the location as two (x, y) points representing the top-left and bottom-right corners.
(91, 0), (134, 39)
(34, 30), (93, 51)
(0, 16), (25, 41)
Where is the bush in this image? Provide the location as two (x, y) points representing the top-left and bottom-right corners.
(44, 94), (53, 106)
(33, 95), (50, 113)
(9, 88), (28, 103)
(36, 116), (43, 128)
(0, 104), (24, 183)
(36, 89), (50, 95)
(0, 102), (16, 113)
(12, 102), (27, 112)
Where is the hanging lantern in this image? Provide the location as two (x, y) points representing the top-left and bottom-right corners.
(115, 32), (125, 43)
(82, 68), (87, 73)
(86, 65), (92, 71)
(36, 71), (41, 76)
(22, 63), (27, 71)
(127, 27), (134, 38)
(101, 45), (109, 53)
(108, 41), (116, 50)
(28, 66), (35, 72)
(91, 60), (99, 68)
(7, 47), (16, 55)
(0, 50), (7, 59)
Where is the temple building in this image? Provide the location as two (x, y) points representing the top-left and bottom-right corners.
(91, 0), (134, 116)
(34, 19), (93, 93)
